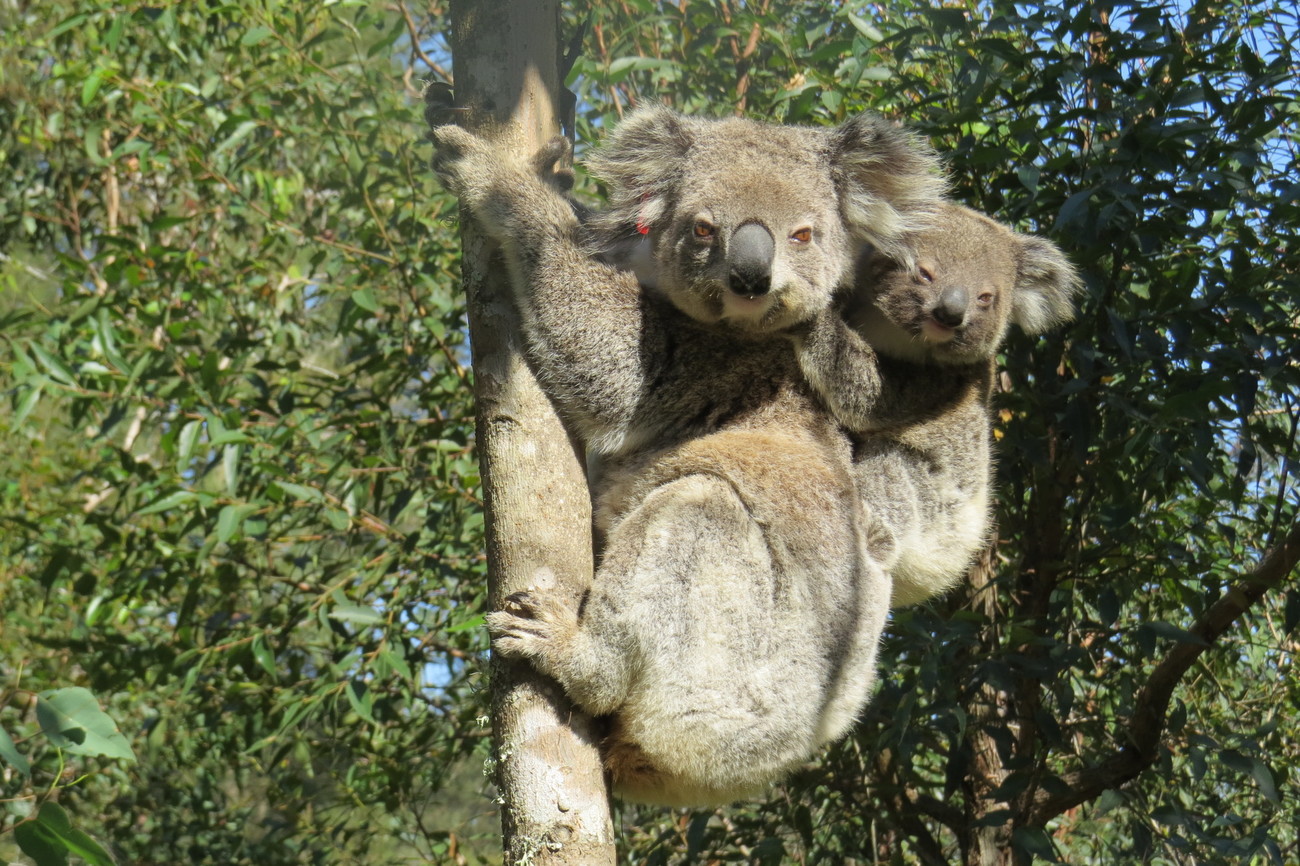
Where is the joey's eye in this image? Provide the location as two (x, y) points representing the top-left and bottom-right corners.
(917, 265), (936, 283)
(790, 227), (812, 244)
(693, 220), (716, 240)
(977, 291), (995, 306)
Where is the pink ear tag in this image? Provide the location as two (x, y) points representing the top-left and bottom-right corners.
(636, 192), (651, 235)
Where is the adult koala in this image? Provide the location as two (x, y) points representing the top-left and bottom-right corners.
(429, 106), (943, 805)
(793, 202), (1082, 606)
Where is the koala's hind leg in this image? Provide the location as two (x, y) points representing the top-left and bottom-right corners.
(594, 472), (818, 805)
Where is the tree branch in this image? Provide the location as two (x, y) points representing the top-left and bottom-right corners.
(1029, 520), (1300, 823)
(873, 751), (950, 866)
(913, 792), (965, 832)
(394, 1), (452, 83)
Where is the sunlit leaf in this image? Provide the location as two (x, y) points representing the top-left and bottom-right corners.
(13, 386), (43, 427)
(135, 489), (197, 516)
(35, 688), (135, 762)
(273, 480), (323, 503)
(328, 603), (384, 626)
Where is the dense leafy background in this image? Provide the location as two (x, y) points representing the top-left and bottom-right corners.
(2, 1), (1297, 864)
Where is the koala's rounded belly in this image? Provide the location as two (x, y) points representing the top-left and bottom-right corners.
(586, 430), (889, 806)
(599, 426), (859, 567)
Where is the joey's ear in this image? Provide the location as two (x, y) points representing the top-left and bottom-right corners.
(826, 114), (946, 263)
(585, 105), (695, 234)
(1011, 234), (1083, 334)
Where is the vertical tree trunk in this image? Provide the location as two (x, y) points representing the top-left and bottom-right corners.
(961, 540), (1020, 866)
(442, 4), (616, 864)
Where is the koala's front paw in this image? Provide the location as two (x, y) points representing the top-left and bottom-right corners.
(485, 591), (578, 666)
(428, 124), (501, 203)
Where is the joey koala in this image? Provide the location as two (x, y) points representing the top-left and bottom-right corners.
(793, 202), (1082, 607)
(428, 105), (944, 805)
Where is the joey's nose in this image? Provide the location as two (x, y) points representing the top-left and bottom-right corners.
(728, 222), (774, 297)
(931, 285), (969, 328)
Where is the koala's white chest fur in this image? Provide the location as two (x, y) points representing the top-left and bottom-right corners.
(886, 460), (991, 607)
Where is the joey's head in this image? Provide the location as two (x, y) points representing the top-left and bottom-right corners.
(854, 203), (1082, 364)
(587, 106), (944, 335)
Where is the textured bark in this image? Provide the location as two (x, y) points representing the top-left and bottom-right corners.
(443, 4), (615, 864)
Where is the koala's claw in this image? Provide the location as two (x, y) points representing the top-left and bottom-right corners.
(501, 591), (542, 617)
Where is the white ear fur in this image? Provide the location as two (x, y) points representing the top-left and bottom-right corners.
(827, 114), (946, 263)
(1012, 234), (1083, 334)
(584, 105), (695, 240)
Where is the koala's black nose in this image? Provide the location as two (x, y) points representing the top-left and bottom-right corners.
(728, 222), (774, 297)
(932, 285), (969, 328)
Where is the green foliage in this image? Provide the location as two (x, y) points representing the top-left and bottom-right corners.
(2, 0), (1297, 864)
(2, 1), (492, 862)
(2, 688), (131, 865)
(15, 802), (115, 866)
(33, 687), (136, 762)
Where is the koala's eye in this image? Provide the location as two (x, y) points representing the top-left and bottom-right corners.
(693, 220), (716, 240)
(977, 291), (995, 306)
(790, 227), (812, 244)
(917, 265), (936, 283)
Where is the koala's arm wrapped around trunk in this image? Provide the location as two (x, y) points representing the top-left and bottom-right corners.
(794, 309), (978, 432)
(431, 127), (666, 454)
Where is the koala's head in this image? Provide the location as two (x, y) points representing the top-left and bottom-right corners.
(587, 106), (944, 334)
(852, 203), (1082, 365)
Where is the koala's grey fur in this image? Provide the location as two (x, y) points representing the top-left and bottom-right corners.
(429, 106), (943, 805)
(794, 202), (1082, 607)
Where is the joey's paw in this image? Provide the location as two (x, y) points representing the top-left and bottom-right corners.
(780, 306), (836, 345)
(531, 136), (576, 192)
(485, 591), (577, 663)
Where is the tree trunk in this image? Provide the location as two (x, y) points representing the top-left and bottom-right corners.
(960, 540), (1021, 866)
(442, 4), (615, 864)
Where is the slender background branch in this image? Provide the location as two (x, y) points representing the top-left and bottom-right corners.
(1030, 521), (1300, 824)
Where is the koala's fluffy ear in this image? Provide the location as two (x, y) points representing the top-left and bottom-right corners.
(826, 115), (946, 263)
(585, 105), (695, 236)
(1011, 234), (1084, 334)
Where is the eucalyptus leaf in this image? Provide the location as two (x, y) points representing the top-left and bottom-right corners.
(15, 802), (114, 866)
(14, 385), (43, 427)
(273, 480), (324, 503)
(35, 688), (135, 762)
(328, 603), (384, 626)
(135, 489), (197, 516)
(0, 725), (31, 777)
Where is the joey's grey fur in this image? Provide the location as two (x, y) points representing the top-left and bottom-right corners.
(429, 106), (943, 805)
(794, 202), (1082, 606)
